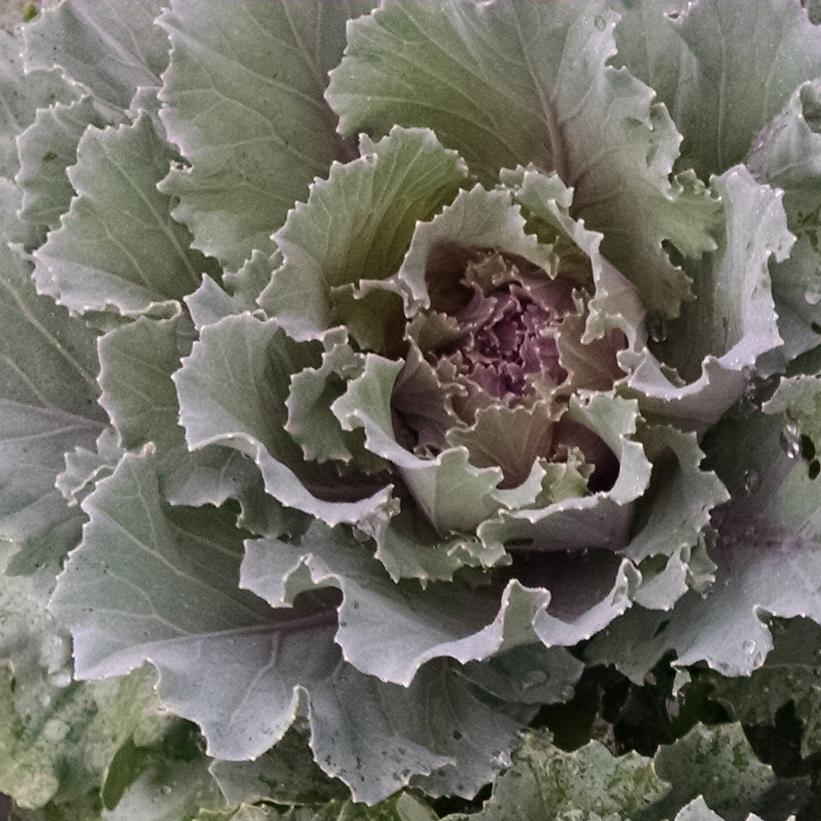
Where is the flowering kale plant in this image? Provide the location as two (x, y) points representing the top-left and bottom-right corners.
(1, 0), (821, 818)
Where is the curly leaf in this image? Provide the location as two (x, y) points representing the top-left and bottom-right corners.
(0, 182), (104, 572)
(158, 0), (375, 267)
(258, 126), (467, 353)
(327, 0), (720, 317)
(23, 0), (169, 113)
(32, 115), (218, 316)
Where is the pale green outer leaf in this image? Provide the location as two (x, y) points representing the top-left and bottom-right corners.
(705, 619), (821, 758)
(258, 127), (467, 352)
(245, 519), (638, 680)
(624, 424), (728, 610)
(97, 314), (266, 511)
(627, 0), (821, 178)
(16, 96), (109, 232)
(587, 411), (821, 680)
(621, 166), (792, 432)
(174, 313), (393, 525)
(242, 523), (555, 686)
(98, 316), (188, 455)
(747, 79), (821, 363)
(327, 0), (720, 317)
(285, 328), (366, 465)
(0, 28), (74, 178)
(649, 724), (780, 821)
(394, 183), (555, 313)
(23, 0), (169, 112)
(50, 449), (302, 761)
(609, 1), (690, 115)
(157, 0), (376, 268)
(32, 115), (218, 316)
(448, 730), (667, 821)
(50, 449), (534, 803)
(103, 756), (224, 821)
(0, 180), (104, 571)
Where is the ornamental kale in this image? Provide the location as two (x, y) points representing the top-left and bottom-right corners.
(0, 1), (820, 819)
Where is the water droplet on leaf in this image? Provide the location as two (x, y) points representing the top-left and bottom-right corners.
(594, 14), (606, 30)
(805, 287), (821, 306)
(742, 638), (756, 654)
(742, 469), (759, 494)
(780, 421), (801, 459)
(647, 314), (669, 343)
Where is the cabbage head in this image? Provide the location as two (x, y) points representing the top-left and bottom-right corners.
(1, 0), (821, 817)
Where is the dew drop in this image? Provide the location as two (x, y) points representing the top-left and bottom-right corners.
(742, 469), (759, 495)
(452, 729), (463, 741)
(742, 638), (756, 655)
(780, 420), (801, 459)
(521, 669), (548, 690)
(805, 287), (821, 306)
(160, 785), (173, 796)
(647, 313), (669, 343)
(594, 14), (607, 30)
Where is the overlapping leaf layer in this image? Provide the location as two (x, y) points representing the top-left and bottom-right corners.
(1, 1), (820, 818)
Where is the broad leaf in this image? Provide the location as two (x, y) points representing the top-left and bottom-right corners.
(621, 166), (792, 431)
(327, 0), (720, 317)
(0, 29), (74, 178)
(242, 522), (587, 688)
(613, 0), (821, 178)
(0, 182), (104, 572)
(158, 0), (376, 267)
(258, 127), (467, 353)
(50, 451), (535, 804)
(24, 0), (169, 113)
(16, 96), (109, 233)
(174, 313), (393, 525)
(748, 79), (821, 365)
(587, 410), (821, 680)
(33, 115), (218, 316)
